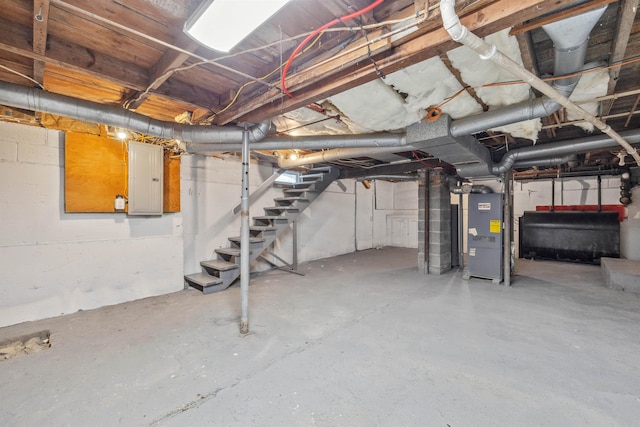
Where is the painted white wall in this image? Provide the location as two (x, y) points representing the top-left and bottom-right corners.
(355, 182), (374, 250)
(370, 180), (418, 248)
(621, 186), (640, 260)
(0, 122), (184, 328)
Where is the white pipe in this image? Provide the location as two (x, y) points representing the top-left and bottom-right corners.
(439, 0), (640, 165)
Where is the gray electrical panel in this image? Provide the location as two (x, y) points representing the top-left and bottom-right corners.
(466, 193), (503, 283)
(128, 141), (164, 215)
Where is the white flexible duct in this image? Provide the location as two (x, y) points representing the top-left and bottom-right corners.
(440, 0), (640, 165)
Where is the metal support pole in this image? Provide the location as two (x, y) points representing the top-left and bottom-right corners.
(459, 193), (464, 270)
(292, 220), (298, 271)
(551, 178), (555, 211)
(504, 170), (512, 287)
(240, 126), (250, 335)
(597, 175), (602, 212)
(426, 170), (430, 274)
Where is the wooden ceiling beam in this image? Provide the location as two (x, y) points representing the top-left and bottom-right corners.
(0, 17), (220, 112)
(32, 0), (50, 86)
(0, 16), (148, 89)
(602, 0), (639, 116)
(509, 0), (617, 36)
(125, 33), (202, 110)
(439, 53), (489, 111)
(217, 0), (579, 125)
(275, 0), (496, 100)
(516, 32), (538, 75)
(212, 0), (497, 123)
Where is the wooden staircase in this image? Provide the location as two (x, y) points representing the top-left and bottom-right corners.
(184, 166), (340, 294)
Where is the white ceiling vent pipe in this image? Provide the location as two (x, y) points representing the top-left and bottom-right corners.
(0, 81), (270, 143)
(440, 0), (640, 165)
(449, 4), (607, 137)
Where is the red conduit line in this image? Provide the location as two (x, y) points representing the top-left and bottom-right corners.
(281, 0), (385, 98)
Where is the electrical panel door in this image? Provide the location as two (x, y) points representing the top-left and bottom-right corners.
(467, 193), (503, 282)
(128, 141), (163, 215)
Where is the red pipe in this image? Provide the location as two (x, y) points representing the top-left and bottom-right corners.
(281, 0), (385, 98)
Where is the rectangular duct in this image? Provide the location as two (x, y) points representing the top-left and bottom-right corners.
(406, 116), (493, 177)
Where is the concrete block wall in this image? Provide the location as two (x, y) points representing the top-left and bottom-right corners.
(417, 170), (452, 275)
(428, 170), (452, 274)
(0, 122), (362, 328)
(417, 170), (428, 273)
(0, 121), (184, 328)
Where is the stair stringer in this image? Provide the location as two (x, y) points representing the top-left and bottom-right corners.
(184, 166), (340, 293)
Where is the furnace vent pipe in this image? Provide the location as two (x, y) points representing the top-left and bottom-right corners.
(440, 0), (640, 165)
(186, 133), (407, 153)
(0, 81), (270, 143)
(449, 6), (606, 138)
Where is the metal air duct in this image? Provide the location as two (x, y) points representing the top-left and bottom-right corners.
(185, 133), (407, 153)
(0, 81), (271, 143)
(489, 129), (640, 175)
(440, 0), (640, 171)
(449, 5), (607, 137)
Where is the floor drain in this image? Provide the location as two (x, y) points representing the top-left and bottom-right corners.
(0, 330), (51, 361)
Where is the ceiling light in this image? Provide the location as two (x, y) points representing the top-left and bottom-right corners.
(116, 130), (127, 140)
(289, 152), (298, 160)
(184, 0), (293, 52)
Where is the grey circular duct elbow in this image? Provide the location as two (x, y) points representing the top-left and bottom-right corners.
(447, 5), (606, 138)
(492, 130), (640, 175)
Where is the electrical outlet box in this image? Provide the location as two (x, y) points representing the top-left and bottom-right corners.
(114, 195), (126, 211)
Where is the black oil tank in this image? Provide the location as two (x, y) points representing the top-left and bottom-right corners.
(519, 211), (620, 263)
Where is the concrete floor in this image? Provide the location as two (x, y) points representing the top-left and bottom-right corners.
(1, 247), (639, 426)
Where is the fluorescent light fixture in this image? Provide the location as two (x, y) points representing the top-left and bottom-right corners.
(184, 0), (293, 52)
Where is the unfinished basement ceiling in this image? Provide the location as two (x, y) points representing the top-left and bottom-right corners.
(0, 0), (639, 173)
